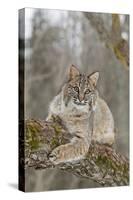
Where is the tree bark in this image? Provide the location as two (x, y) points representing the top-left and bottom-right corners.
(22, 117), (129, 187)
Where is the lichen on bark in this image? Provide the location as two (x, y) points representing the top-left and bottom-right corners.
(21, 117), (129, 187)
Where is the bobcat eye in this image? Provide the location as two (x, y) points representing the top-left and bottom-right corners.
(74, 86), (79, 92)
(85, 89), (91, 94)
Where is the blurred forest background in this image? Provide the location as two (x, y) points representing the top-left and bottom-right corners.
(19, 8), (129, 192)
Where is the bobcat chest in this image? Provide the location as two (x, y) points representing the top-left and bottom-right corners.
(60, 111), (89, 135)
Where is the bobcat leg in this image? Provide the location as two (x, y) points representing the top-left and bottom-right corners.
(49, 137), (89, 165)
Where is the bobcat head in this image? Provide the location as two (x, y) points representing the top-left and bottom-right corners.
(63, 65), (99, 110)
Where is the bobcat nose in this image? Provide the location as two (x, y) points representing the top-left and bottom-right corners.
(79, 94), (84, 102)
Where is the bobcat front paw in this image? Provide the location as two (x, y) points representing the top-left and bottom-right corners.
(49, 146), (66, 165)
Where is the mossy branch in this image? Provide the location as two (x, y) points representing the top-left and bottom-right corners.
(21, 117), (129, 187)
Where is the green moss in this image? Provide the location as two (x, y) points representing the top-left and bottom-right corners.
(25, 121), (43, 150)
(94, 153), (129, 180)
(50, 137), (59, 149)
(113, 39), (128, 68)
(95, 154), (116, 172)
(52, 124), (62, 135)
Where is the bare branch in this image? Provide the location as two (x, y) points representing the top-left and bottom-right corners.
(84, 13), (129, 69)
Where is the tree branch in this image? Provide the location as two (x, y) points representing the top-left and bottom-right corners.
(84, 13), (129, 69)
(22, 117), (129, 187)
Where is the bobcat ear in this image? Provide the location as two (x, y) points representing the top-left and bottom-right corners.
(69, 65), (80, 80)
(88, 72), (99, 87)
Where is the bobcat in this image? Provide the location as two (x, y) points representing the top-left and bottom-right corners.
(47, 65), (115, 165)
